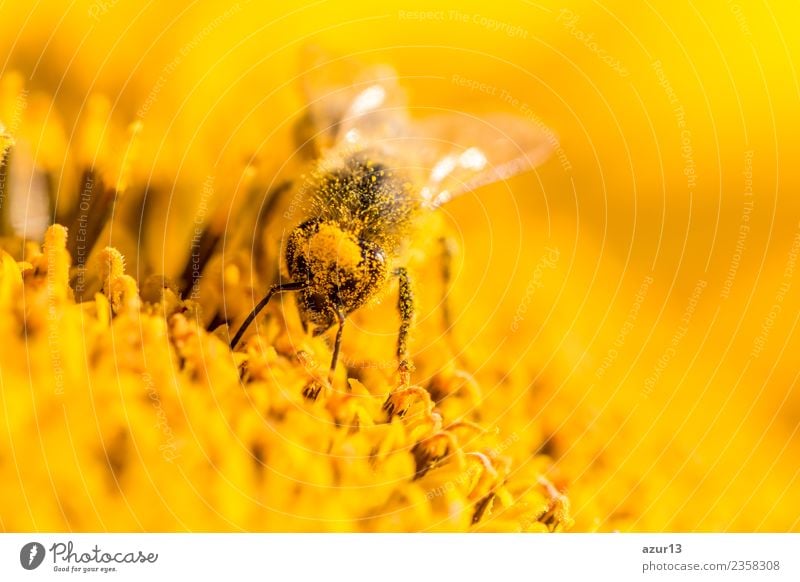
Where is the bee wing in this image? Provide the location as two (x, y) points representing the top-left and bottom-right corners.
(298, 47), (409, 153)
(409, 113), (555, 209)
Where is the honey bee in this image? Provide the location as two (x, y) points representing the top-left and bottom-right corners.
(230, 54), (554, 386)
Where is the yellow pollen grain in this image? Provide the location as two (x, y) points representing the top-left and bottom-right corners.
(307, 223), (362, 270)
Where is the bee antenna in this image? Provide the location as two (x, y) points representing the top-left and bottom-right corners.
(230, 281), (307, 349)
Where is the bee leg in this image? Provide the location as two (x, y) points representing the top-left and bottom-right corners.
(394, 267), (415, 386)
(230, 281), (306, 349)
(328, 308), (346, 385)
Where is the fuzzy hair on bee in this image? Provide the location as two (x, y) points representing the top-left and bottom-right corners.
(230, 49), (555, 389)
(305, 151), (420, 255)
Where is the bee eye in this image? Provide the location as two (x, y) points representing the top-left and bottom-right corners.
(292, 253), (309, 277)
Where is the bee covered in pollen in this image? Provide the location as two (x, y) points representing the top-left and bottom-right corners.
(230, 53), (555, 388)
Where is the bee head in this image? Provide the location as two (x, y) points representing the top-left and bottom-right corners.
(286, 219), (388, 330)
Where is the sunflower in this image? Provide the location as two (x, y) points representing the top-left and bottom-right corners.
(1, 1), (798, 532)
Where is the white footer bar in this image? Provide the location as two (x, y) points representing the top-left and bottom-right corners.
(1, 534), (798, 581)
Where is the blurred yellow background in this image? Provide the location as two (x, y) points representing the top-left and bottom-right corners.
(1, 0), (798, 531)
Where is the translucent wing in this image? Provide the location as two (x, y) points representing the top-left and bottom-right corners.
(408, 113), (555, 209)
(296, 49), (555, 205)
(297, 47), (409, 155)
